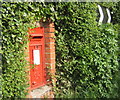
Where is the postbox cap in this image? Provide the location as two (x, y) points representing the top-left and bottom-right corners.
(29, 27), (44, 36)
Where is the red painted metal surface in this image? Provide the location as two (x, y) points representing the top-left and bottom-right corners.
(29, 27), (46, 90)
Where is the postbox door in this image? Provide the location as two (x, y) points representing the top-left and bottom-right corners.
(29, 44), (46, 89)
(30, 45), (42, 88)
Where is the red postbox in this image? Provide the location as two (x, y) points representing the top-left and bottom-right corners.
(29, 27), (46, 90)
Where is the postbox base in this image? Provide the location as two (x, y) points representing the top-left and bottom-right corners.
(28, 85), (54, 98)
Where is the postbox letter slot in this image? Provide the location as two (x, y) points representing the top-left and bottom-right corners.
(33, 50), (40, 65)
(32, 36), (43, 39)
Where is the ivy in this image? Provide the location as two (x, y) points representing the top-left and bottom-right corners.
(54, 2), (119, 98)
(1, 2), (38, 98)
(1, 2), (55, 98)
(1, 2), (120, 98)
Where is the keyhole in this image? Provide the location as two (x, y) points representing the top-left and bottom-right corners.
(35, 46), (38, 49)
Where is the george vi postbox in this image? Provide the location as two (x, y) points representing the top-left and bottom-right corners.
(29, 27), (46, 90)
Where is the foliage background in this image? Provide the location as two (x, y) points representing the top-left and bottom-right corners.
(1, 2), (120, 98)
(112, 1), (120, 97)
(55, 2), (119, 98)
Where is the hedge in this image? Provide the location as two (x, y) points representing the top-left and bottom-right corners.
(55, 2), (119, 98)
(1, 2), (120, 98)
